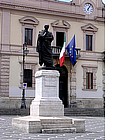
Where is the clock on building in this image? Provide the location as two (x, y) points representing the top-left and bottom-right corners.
(83, 3), (93, 14)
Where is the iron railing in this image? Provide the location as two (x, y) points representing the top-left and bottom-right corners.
(52, 46), (81, 58)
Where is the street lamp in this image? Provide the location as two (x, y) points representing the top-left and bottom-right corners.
(21, 43), (29, 109)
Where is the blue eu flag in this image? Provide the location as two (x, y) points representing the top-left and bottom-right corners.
(66, 35), (77, 66)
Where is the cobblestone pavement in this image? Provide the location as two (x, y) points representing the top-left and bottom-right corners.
(0, 115), (105, 140)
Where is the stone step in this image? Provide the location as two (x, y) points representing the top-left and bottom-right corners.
(42, 123), (73, 129)
(40, 117), (73, 124)
(0, 108), (105, 117)
(64, 108), (105, 117)
(41, 127), (76, 133)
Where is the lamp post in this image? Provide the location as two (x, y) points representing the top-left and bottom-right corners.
(21, 43), (29, 109)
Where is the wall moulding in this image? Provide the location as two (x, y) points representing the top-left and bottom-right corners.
(81, 23), (98, 32)
(79, 51), (103, 61)
(19, 16), (39, 26)
(51, 20), (71, 29)
(0, 1), (85, 19)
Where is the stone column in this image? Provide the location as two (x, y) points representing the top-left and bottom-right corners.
(30, 70), (64, 116)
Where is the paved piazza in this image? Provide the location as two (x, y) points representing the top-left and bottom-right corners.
(0, 115), (105, 140)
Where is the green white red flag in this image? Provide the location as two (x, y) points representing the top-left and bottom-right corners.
(59, 34), (66, 67)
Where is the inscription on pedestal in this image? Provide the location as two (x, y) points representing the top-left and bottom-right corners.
(43, 77), (57, 97)
(44, 77), (56, 87)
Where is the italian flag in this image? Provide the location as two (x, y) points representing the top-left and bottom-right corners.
(59, 35), (66, 67)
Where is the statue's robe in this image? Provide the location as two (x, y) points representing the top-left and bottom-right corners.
(37, 30), (54, 67)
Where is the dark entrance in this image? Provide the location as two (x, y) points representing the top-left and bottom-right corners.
(55, 64), (68, 108)
(56, 32), (65, 47)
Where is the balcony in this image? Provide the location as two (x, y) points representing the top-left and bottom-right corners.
(52, 46), (81, 58)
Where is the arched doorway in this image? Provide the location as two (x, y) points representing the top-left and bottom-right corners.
(55, 64), (68, 108)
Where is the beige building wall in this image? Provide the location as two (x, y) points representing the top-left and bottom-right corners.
(95, 25), (105, 52)
(10, 14), (22, 45)
(0, 0), (105, 109)
(9, 56), (22, 97)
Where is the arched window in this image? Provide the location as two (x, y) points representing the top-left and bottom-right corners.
(19, 16), (39, 46)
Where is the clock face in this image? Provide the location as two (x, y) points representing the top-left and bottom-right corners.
(83, 3), (93, 14)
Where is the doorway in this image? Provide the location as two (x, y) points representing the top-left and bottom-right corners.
(55, 64), (68, 108)
(56, 32), (65, 47)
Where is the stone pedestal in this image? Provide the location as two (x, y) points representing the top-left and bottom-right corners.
(30, 70), (64, 116)
(12, 70), (85, 133)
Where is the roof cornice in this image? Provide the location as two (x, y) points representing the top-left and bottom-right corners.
(0, 1), (85, 19)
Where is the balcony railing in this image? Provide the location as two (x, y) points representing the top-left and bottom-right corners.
(52, 46), (81, 58)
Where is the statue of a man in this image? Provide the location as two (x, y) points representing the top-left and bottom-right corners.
(36, 25), (54, 68)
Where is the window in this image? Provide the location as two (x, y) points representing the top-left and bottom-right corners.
(81, 23), (98, 51)
(51, 20), (70, 47)
(86, 35), (93, 51)
(56, 32), (65, 47)
(24, 69), (32, 87)
(82, 65), (97, 90)
(86, 72), (93, 89)
(25, 28), (33, 45)
(19, 16), (39, 46)
(19, 62), (37, 89)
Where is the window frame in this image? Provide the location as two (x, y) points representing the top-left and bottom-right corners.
(86, 72), (93, 89)
(19, 16), (39, 46)
(51, 20), (70, 46)
(56, 31), (65, 48)
(24, 28), (33, 46)
(22, 25), (35, 47)
(82, 65), (97, 91)
(86, 34), (93, 51)
(81, 23), (98, 52)
(19, 62), (37, 89)
(84, 31), (95, 51)
(53, 28), (67, 47)
(24, 69), (33, 88)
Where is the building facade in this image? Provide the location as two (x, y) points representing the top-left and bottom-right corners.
(0, 0), (105, 110)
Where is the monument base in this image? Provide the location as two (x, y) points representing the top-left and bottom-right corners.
(12, 70), (85, 133)
(30, 98), (64, 116)
(12, 116), (85, 133)
(30, 70), (64, 117)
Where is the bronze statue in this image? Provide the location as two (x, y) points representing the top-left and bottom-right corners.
(36, 25), (54, 68)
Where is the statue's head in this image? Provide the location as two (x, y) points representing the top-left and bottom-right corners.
(44, 25), (49, 30)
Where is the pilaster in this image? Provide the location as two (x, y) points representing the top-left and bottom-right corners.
(0, 55), (10, 97)
(70, 66), (77, 107)
(1, 9), (10, 51)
